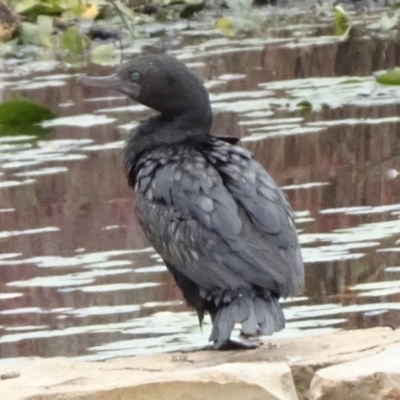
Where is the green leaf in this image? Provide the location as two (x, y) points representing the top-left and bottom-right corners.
(16, 1), (64, 18)
(60, 26), (90, 54)
(376, 68), (400, 85)
(333, 5), (351, 37)
(380, 12), (399, 31)
(62, 0), (100, 19)
(0, 99), (56, 125)
(19, 22), (39, 45)
(13, 0), (37, 14)
(0, 124), (51, 138)
(0, 39), (18, 56)
(214, 16), (235, 37)
(37, 15), (53, 35)
(340, 78), (364, 85)
(19, 18), (53, 47)
(37, 15), (54, 46)
(297, 100), (312, 115)
(19, 22), (39, 44)
(91, 43), (115, 65)
(112, 0), (136, 20)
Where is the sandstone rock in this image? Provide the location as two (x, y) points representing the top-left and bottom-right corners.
(1, 328), (400, 400)
(309, 342), (400, 400)
(0, 359), (297, 400)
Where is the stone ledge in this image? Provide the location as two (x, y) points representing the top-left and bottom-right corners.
(310, 342), (400, 400)
(1, 327), (400, 400)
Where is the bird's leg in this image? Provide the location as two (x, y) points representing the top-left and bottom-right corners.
(176, 304), (258, 353)
(208, 308), (258, 350)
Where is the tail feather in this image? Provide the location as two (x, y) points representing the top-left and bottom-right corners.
(231, 295), (250, 322)
(256, 296), (285, 335)
(209, 295), (285, 348)
(209, 306), (235, 345)
(270, 297), (285, 330)
(240, 306), (257, 335)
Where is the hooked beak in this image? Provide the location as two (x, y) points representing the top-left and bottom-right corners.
(78, 73), (140, 98)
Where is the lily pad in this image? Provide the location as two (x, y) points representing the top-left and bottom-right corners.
(0, 39), (18, 56)
(91, 43), (115, 65)
(297, 100), (312, 114)
(214, 17), (235, 37)
(0, 99), (55, 125)
(60, 26), (90, 54)
(15, 0), (64, 18)
(376, 68), (400, 85)
(19, 15), (54, 47)
(0, 124), (51, 138)
(63, 0), (101, 19)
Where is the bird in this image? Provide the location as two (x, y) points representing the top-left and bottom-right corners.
(80, 54), (304, 350)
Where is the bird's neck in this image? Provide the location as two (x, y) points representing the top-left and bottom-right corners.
(125, 111), (212, 167)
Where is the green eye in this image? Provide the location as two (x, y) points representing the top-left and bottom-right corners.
(131, 71), (140, 81)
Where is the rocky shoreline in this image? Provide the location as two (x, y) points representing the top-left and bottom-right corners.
(1, 327), (400, 400)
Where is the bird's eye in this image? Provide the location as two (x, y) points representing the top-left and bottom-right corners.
(131, 71), (140, 81)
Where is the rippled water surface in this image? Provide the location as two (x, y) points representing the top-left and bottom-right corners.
(2, 11), (400, 364)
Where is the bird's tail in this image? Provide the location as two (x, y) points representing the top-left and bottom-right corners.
(208, 294), (285, 348)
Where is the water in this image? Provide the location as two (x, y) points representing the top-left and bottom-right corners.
(1, 12), (400, 363)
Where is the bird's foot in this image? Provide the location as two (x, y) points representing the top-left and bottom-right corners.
(215, 338), (258, 350)
(172, 338), (258, 354)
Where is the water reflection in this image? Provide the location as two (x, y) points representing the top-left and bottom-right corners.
(1, 26), (400, 363)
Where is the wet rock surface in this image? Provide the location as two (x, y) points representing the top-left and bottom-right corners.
(1, 328), (400, 400)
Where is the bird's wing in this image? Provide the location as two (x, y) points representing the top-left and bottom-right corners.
(135, 145), (303, 297)
(204, 139), (304, 294)
(204, 139), (296, 245)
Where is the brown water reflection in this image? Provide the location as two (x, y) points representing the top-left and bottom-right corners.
(1, 28), (400, 362)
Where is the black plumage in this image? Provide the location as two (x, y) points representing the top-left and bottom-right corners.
(80, 54), (304, 349)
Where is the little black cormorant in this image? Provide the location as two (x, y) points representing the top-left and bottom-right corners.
(80, 54), (304, 350)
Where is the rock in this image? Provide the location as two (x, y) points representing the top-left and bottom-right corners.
(0, 371), (20, 380)
(309, 342), (400, 400)
(226, 327), (400, 400)
(0, 360), (297, 400)
(1, 328), (400, 400)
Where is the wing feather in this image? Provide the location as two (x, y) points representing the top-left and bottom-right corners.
(134, 142), (303, 297)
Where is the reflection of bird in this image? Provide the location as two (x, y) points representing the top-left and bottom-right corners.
(80, 54), (304, 349)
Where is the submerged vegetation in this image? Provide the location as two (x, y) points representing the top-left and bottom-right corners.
(2, 0), (400, 129)
(0, 0), (399, 65)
